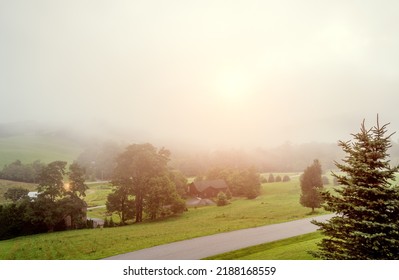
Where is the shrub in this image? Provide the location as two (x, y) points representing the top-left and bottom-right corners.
(282, 175), (290, 182)
(216, 192), (228, 206)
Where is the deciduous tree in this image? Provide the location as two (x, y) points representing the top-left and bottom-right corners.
(37, 161), (67, 201)
(3, 187), (29, 202)
(112, 143), (175, 223)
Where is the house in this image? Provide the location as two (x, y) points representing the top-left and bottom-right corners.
(28, 191), (39, 199)
(188, 179), (229, 198)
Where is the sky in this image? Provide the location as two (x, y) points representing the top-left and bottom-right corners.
(1, 0), (399, 148)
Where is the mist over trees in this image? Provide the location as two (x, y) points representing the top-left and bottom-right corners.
(75, 141), (351, 181)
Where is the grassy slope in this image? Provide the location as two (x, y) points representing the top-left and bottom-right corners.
(0, 178), (330, 260)
(0, 134), (81, 167)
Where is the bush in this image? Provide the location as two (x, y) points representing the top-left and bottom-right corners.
(282, 175), (290, 182)
(216, 192), (228, 206)
(268, 174), (275, 183)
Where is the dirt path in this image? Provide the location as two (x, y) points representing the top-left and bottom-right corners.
(103, 213), (334, 260)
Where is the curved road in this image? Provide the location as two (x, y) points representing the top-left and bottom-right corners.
(104, 214), (334, 260)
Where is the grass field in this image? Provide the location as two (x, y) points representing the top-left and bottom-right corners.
(0, 134), (82, 167)
(204, 232), (322, 260)
(84, 182), (113, 208)
(0, 177), (330, 260)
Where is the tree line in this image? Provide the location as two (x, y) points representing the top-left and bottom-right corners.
(0, 160), (45, 183)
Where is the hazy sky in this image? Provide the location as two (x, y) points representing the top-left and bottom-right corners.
(2, 0), (399, 148)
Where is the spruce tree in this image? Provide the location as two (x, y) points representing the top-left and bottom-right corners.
(312, 118), (399, 259)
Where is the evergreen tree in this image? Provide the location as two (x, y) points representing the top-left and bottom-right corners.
(312, 118), (399, 259)
(268, 173), (275, 183)
(282, 175), (290, 182)
(300, 159), (323, 213)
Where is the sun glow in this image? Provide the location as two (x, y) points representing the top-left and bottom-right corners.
(216, 70), (252, 101)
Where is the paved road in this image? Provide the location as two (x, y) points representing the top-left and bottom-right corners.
(103, 214), (334, 260)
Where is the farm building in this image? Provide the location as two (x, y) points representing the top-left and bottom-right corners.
(188, 179), (229, 198)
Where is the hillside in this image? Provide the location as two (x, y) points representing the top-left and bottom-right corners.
(0, 122), (83, 167)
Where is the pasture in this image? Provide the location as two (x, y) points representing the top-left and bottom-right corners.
(0, 134), (81, 167)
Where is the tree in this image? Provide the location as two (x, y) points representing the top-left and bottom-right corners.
(37, 161), (67, 201)
(68, 162), (88, 198)
(144, 174), (184, 220)
(205, 167), (260, 198)
(112, 143), (172, 223)
(299, 159), (323, 213)
(3, 187), (29, 202)
(312, 118), (399, 260)
(268, 173), (275, 183)
(0, 160), (45, 183)
(168, 170), (188, 198)
(282, 175), (290, 182)
(106, 187), (135, 225)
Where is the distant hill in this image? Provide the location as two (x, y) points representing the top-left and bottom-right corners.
(0, 122), (83, 167)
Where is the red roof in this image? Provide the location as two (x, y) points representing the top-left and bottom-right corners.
(190, 179), (228, 192)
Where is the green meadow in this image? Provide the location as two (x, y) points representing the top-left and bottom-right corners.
(0, 134), (81, 167)
(0, 177), (330, 260)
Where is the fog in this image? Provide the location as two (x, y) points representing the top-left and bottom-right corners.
(2, 0), (399, 148)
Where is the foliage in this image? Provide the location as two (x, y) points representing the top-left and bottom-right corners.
(103, 217), (109, 228)
(0, 161), (88, 238)
(216, 191), (228, 206)
(0, 160), (45, 183)
(111, 143), (184, 223)
(299, 160), (323, 213)
(68, 162), (88, 197)
(3, 187), (29, 202)
(268, 174), (275, 183)
(106, 188), (135, 225)
(332, 177), (338, 186)
(282, 175), (290, 182)
(168, 170), (188, 198)
(312, 119), (399, 259)
(144, 175), (186, 220)
(206, 167), (261, 199)
(37, 161), (67, 201)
